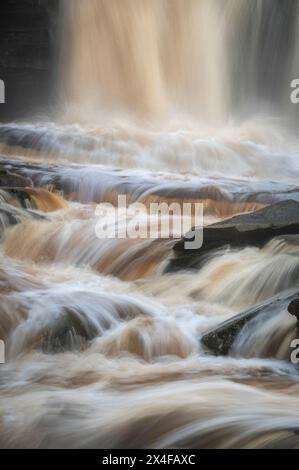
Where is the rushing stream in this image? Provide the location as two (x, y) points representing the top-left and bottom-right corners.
(1, 0), (299, 449)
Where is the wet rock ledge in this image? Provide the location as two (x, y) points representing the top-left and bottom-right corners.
(167, 200), (299, 272)
(201, 291), (299, 356)
(0, 164), (66, 237)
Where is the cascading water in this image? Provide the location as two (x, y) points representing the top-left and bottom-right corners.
(1, 0), (299, 449)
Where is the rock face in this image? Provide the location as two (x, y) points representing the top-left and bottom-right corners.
(168, 200), (299, 272)
(201, 290), (299, 356)
(0, 0), (60, 121)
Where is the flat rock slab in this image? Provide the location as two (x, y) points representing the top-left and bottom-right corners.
(0, 165), (33, 188)
(201, 290), (299, 356)
(168, 200), (299, 271)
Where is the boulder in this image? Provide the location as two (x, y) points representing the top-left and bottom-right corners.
(288, 297), (299, 327)
(168, 200), (299, 272)
(201, 290), (299, 355)
(42, 309), (98, 354)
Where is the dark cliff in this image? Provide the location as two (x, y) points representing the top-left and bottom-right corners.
(0, 0), (60, 121)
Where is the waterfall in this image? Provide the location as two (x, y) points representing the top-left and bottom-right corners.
(1, 0), (299, 450)
(63, 0), (229, 121)
(62, 0), (299, 124)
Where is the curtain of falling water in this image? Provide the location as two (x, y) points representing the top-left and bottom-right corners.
(63, 0), (230, 121)
(62, 0), (299, 123)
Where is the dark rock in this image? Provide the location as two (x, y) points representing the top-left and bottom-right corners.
(0, 0), (60, 121)
(201, 290), (299, 356)
(168, 200), (299, 272)
(0, 201), (46, 237)
(0, 166), (33, 188)
(0, 188), (32, 209)
(0, 185), (66, 212)
(288, 297), (299, 328)
(42, 309), (98, 354)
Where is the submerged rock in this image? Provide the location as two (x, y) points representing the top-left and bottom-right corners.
(42, 309), (99, 354)
(201, 290), (299, 356)
(0, 187), (66, 212)
(0, 202), (46, 237)
(168, 200), (299, 272)
(0, 188), (32, 209)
